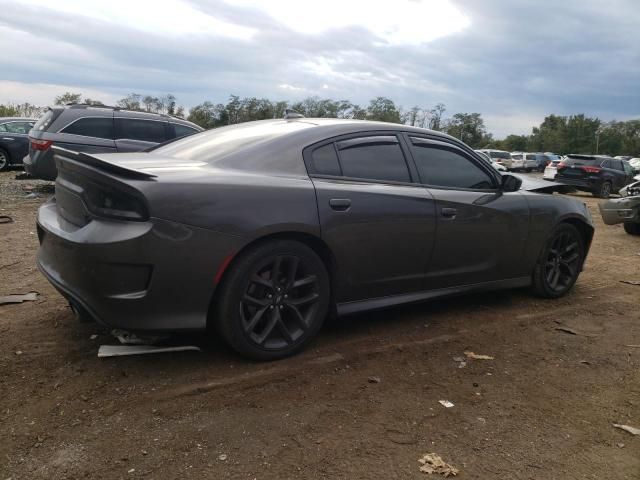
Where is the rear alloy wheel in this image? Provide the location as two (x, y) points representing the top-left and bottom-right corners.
(594, 181), (612, 198)
(623, 222), (640, 235)
(532, 224), (585, 298)
(0, 149), (9, 171)
(215, 240), (330, 360)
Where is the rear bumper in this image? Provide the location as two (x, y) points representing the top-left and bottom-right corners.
(37, 198), (240, 332)
(24, 151), (57, 180)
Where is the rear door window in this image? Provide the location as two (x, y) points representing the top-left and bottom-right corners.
(309, 143), (342, 176)
(115, 118), (169, 143)
(4, 122), (33, 134)
(611, 160), (624, 171)
(336, 136), (410, 183)
(60, 117), (114, 140)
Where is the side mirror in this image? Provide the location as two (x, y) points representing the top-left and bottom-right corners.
(501, 174), (522, 192)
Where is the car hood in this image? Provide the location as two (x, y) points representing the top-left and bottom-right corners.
(508, 173), (577, 194)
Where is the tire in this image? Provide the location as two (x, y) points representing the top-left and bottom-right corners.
(532, 223), (585, 299)
(0, 148), (9, 171)
(214, 240), (330, 360)
(593, 181), (612, 198)
(623, 222), (640, 235)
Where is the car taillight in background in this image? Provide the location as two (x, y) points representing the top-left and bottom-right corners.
(581, 166), (601, 173)
(30, 138), (53, 151)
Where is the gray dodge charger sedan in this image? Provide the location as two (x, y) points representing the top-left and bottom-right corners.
(37, 117), (594, 359)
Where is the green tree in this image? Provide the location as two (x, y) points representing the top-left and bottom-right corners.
(0, 104), (19, 116)
(443, 112), (491, 148)
(54, 92), (82, 105)
(366, 97), (401, 123)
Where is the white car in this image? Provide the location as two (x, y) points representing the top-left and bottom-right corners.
(628, 157), (640, 173)
(543, 155), (563, 180)
(510, 152), (539, 172)
(477, 149), (512, 169)
(475, 150), (507, 171)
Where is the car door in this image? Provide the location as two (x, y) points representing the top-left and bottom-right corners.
(115, 118), (170, 152)
(404, 136), (530, 289)
(1, 121), (34, 163)
(305, 134), (437, 303)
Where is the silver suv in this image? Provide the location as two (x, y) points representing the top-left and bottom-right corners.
(25, 104), (203, 180)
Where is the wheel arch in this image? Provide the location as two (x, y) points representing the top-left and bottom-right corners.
(206, 231), (338, 328)
(558, 216), (594, 255)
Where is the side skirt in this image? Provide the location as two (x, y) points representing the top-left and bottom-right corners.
(336, 277), (531, 316)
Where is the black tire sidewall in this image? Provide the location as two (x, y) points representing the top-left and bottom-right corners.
(532, 223), (585, 298)
(0, 148), (9, 171)
(623, 222), (640, 235)
(215, 240), (330, 361)
(598, 181), (612, 198)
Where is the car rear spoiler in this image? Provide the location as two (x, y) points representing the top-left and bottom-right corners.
(52, 146), (157, 180)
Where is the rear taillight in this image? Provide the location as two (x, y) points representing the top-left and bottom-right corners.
(84, 184), (149, 221)
(582, 166), (601, 173)
(30, 138), (53, 151)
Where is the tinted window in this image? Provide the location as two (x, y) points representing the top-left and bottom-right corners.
(564, 156), (601, 166)
(34, 110), (55, 131)
(337, 137), (410, 183)
(512, 154), (523, 160)
(173, 123), (199, 138)
(3, 122), (33, 134)
(410, 139), (494, 189)
(611, 160), (624, 171)
(489, 151), (510, 159)
(310, 144), (341, 176)
(61, 117), (114, 139)
(526, 154), (536, 160)
(116, 118), (168, 143)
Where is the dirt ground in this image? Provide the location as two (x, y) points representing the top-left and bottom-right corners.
(1, 169), (639, 480)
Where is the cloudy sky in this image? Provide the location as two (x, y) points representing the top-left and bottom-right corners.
(1, 0), (638, 137)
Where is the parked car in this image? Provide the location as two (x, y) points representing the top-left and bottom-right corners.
(543, 155), (564, 180)
(474, 150), (507, 171)
(628, 158), (640, 173)
(0, 117), (36, 170)
(25, 104), (203, 180)
(477, 149), (512, 169)
(555, 155), (635, 198)
(510, 152), (538, 172)
(614, 155), (632, 161)
(599, 180), (640, 235)
(37, 117), (594, 360)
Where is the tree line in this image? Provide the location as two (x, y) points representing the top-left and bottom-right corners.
(1, 92), (638, 156)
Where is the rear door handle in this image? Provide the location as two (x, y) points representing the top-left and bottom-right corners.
(329, 198), (351, 211)
(2, 137), (14, 141)
(441, 207), (457, 218)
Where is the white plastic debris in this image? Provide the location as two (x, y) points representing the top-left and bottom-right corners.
(98, 345), (201, 358)
(464, 351), (494, 360)
(0, 292), (38, 305)
(613, 424), (640, 436)
(438, 400), (455, 408)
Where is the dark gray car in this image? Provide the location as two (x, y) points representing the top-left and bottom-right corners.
(0, 117), (36, 170)
(36, 118), (594, 360)
(25, 104), (203, 180)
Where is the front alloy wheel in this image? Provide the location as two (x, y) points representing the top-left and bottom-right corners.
(215, 240), (330, 360)
(532, 224), (585, 298)
(0, 150), (8, 171)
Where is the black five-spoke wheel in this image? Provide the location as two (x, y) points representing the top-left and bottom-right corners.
(533, 223), (585, 298)
(215, 240), (330, 360)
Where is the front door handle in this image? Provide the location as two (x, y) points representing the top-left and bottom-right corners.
(441, 207), (457, 218)
(329, 198), (351, 211)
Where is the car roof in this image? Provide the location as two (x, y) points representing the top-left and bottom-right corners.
(46, 105), (202, 130)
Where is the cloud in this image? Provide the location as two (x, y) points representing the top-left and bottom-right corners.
(0, 0), (638, 137)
